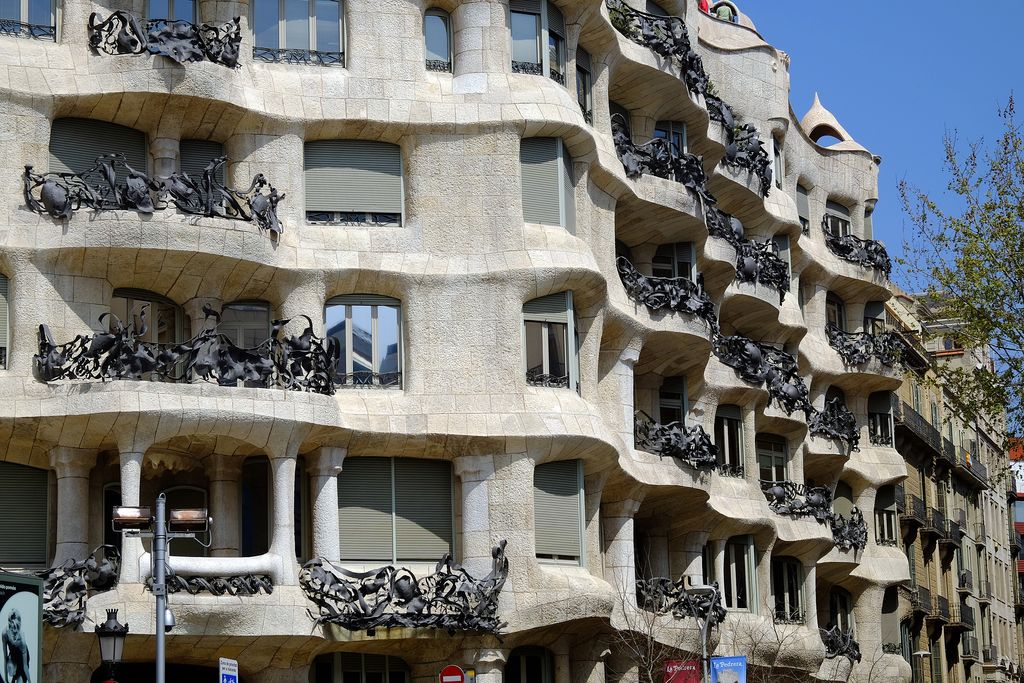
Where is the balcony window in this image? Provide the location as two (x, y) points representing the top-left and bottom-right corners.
(304, 140), (403, 225)
(520, 137), (575, 231)
(609, 100), (631, 137)
(772, 137), (783, 189)
(534, 460), (583, 564)
(241, 456), (271, 556)
(0, 462), (49, 567)
(337, 457), (453, 563)
(111, 289), (185, 345)
(313, 653), (410, 683)
(864, 301), (886, 336)
(219, 301), (271, 348)
(523, 291), (578, 390)
(325, 295), (402, 388)
(148, 0), (195, 20)
(771, 556), (803, 622)
(0, 0), (54, 37)
(510, 0), (541, 73)
(824, 200), (851, 238)
(714, 405), (743, 474)
(547, 3), (565, 84)
(825, 292), (846, 331)
(875, 485), (898, 544)
(652, 242), (694, 281)
(179, 139), (226, 192)
(833, 480), (854, 518)
(654, 120), (687, 156)
(724, 535), (756, 610)
(829, 587), (854, 632)
(505, 647), (554, 683)
(575, 48), (593, 124)
(796, 184), (811, 233)
(253, 0), (344, 65)
(756, 433), (787, 482)
(868, 391), (893, 446)
(658, 376), (686, 425)
(424, 9), (451, 71)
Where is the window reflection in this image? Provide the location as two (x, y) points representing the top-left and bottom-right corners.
(220, 302), (271, 348)
(325, 298), (402, 388)
(511, 12), (540, 64)
(424, 11), (449, 64)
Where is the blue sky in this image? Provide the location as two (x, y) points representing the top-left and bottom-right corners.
(750, 2), (1024, 288)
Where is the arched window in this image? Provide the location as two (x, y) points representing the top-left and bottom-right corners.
(49, 118), (148, 183)
(111, 289), (185, 345)
(724, 535), (755, 610)
(882, 586), (900, 651)
(756, 433), (787, 482)
(711, 1), (738, 22)
(658, 376), (686, 425)
(533, 460), (582, 564)
(325, 294), (402, 388)
(796, 184), (811, 233)
(828, 586), (854, 632)
(714, 404), (743, 475)
(825, 385), (846, 406)
(520, 137), (575, 231)
(868, 391), (893, 446)
(312, 653), (410, 683)
(875, 485), (898, 545)
(824, 200), (851, 238)
(825, 292), (846, 331)
(304, 140), (404, 226)
(148, 0), (195, 21)
(164, 485), (208, 557)
(253, 0), (344, 65)
(220, 301), (271, 348)
(424, 8), (451, 71)
(522, 291), (579, 390)
(0, 462), (49, 566)
(575, 48), (593, 124)
(505, 647), (554, 683)
(609, 100), (631, 137)
(772, 136), (783, 189)
(771, 555), (803, 623)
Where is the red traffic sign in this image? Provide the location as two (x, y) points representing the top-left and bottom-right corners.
(440, 665), (466, 683)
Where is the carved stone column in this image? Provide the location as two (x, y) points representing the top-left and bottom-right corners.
(454, 454), (496, 577)
(471, 648), (508, 683)
(150, 137), (179, 178)
(118, 449), (145, 582)
(208, 455), (242, 557)
(602, 496), (644, 603)
(183, 296), (224, 338)
(307, 447), (345, 561)
(553, 641), (571, 683)
(49, 447), (98, 566)
(268, 443), (299, 585)
(452, 0), (509, 85)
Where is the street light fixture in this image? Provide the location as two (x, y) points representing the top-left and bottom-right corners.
(912, 650), (930, 683)
(682, 577), (723, 683)
(95, 608), (128, 683)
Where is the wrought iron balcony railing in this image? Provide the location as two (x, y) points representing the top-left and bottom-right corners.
(983, 645), (998, 664)
(610, 115), (713, 205)
(978, 580), (993, 603)
(253, 46), (343, 66)
(773, 608), (805, 625)
(712, 335), (811, 416)
(875, 534), (898, 547)
(953, 448), (989, 489)
(23, 154), (284, 236)
(900, 494), (927, 526)
(634, 410), (718, 469)
(0, 17), (55, 39)
(948, 604), (975, 630)
(88, 11), (241, 66)
(35, 309), (340, 395)
(705, 208), (788, 299)
(820, 218), (892, 276)
(832, 508), (869, 551)
(868, 415), (893, 447)
(511, 60), (542, 75)
(891, 394), (942, 454)
(715, 462), (745, 478)
(930, 510), (949, 539)
(882, 642), (902, 655)
(615, 257), (717, 328)
(958, 569), (974, 593)
(636, 577), (725, 626)
(915, 586), (932, 614)
(939, 438), (957, 466)
(824, 323), (904, 367)
(299, 541), (508, 634)
(821, 626), (862, 663)
(974, 522), (987, 544)
(426, 59), (451, 72)
(807, 396), (860, 450)
(526, 369), (569, 388)
(932, 595), (950, 621)
(963, 636), (980, 660)
(940, 519), (963, 546)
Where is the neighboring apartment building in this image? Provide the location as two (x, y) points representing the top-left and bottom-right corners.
(0, 0), (915, 681)
(886, 291), (1020, 683)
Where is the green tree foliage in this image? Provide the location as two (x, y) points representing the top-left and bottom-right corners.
(899, 98), (1024, 436)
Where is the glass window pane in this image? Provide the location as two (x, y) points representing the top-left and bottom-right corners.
(149, 0), (168, 18)
(511, 12), (539, 63)
(726, 419), (740, 466)
(154, 300), (178, 344)
(284, 0), (309, 49)
(376, 306), (399, 375)
(173, 0), (193, 21)
(0, 0), (20, 21)
(350, 305), (372, 376)
(315, 0), (340, 52)
(546, 322), (566, 378)
(525, 321), (544, 375)
(254, 0), (280, 48)
(424, 13), (448, 62)
(27, 0), (50, 24)
(548, 33), (564, 75)
(325, 304), (347, 375)
(576, 69), (590, 110)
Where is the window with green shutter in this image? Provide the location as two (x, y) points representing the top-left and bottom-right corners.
(520, 137), (574, 231)
(49, 118), (148, 182)
(304, 140), (403, 226)
(0, 274), (8, 369)
(337, 457), (452, 563)
(533, 459), (582, 564)
(179, 139), (225, 185)
(0, 462), (49, 566)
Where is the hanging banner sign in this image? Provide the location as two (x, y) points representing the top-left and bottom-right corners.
(664, 659), (701, 683)
(710, 656), (747, 683)
(0, 572), (43, 683)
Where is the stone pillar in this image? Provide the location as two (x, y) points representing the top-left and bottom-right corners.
(44, 662), (95, 683)
(454, 454), (496, 577)
(208, 455), (242, 557)
(452, 0), (508, 85)
(268, 445), (299, 585)
(553, 642), (571, 683)
(803, 563), (818, 631)
(572, 643), (609, 683)
(611, 347), (641, 449)
(183, 296), (225, 337)
(712, 539), (726, 595)
(118, 449), (145, 582)
(471, 648), (508, 683)
(307, 447), (345, 560)
(602, 497), (643, 603)
(250, 666), (311, 683)
(150, 137), (179, 178)
(49, 447), (97, 566)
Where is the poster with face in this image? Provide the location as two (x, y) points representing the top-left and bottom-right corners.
(0, 573), (43, 683)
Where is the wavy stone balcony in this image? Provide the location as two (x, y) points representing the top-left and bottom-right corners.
(761, 481), (868, 551)
(610, 114), (714, 206)
(824, 323), (904, 368)
(88, 10), (242, 67)
(712, 334), (810, 415)
(706, 207), (789, 301)
(820, 219), (892, 277)
(615, 256), (718, 330)
(634, 410), (718, 469)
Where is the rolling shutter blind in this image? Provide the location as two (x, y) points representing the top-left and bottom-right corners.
(547, 2), (564, 34)
(520, 137), (562, 226)
(796, 185), (810, 220)
(561, 148), (575, 234)
(868, 392), (892, 413)
(717, 404), (741, 420)
(523, 292), (569, 323)
(509, 0), (540, 12)
(575, 47), (591, 71)
(833, 482), (853, 518)
(864, 301), (884, 320)
(534, 459), (581, 559)
(394, 458), (452, 560)
(304, 140), (403, 214)
(179, 139), (225, 184)
(0, 462), (49, 565)
(49, 118), (147, 179)
(0, 275), (9, 365)
(826, 200), (850, 217)
(338, 458), (394, 561)
(327, 294), (401, 307)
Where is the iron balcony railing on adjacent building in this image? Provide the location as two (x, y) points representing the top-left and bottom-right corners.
(939, 437), (957, 467)
(963, 636), (980, 661)
(929, 595), (950, 623)
(892, 394), (942, 455)
(913, 586), (933, 616)
(958, 569), (974, 594)
(953, 447), (989, 489)
(947, 604), (975, 631)
(983, 645), (999, 665)
(977, 580), (993, 603)
(974, 522), (987, 545)
(899, 493), (927, 528)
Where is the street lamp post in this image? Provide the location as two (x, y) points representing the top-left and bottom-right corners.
(683, 579), (723, 683)
(95, 608), (128, 683)
(112, 492), (210, 683)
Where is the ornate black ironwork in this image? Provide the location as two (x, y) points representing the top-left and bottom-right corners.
(526, 370), (569, 388)
(830, 507), (868, 552)
(616, 257), (717, 326)
(299, 541), (509, 634)
(807, 396), (860, 451)
(636, 577), (726, 628)
(715, 463), (744, 477)
(35, 308), (340, 395)
(761, 481), (834, 523)
(821, 625), (862, 663)
(611, 115), (714, 204)
(336, 371), (402, 388)
(881, 642), (902, 655)
(426, 59), (450, 72)
(712, 335), (811, 415)
(512, 61), (543, 75)
(634, 410), (718, 468)
(0, 18), (55, 39)
(549, 69), (566, 85)
(88, 11), (240, 67)
(723, 124), (772, 197)
(706, 206), (745, 243)
(821, 219), (892, 276)
(824, 323), (904, 367)
(1, 546), (122, 629)
(146, 569), (273, 596)
(581, 107), (594, 125)
(734, 239), (788, 302)
(606, 0), (691, 63)
(24, 155), (285, 235)
(253, 46), (343, 66)
(774, 608), (805, 625)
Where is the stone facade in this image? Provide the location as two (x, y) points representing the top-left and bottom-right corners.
(0, 0), (917, 681)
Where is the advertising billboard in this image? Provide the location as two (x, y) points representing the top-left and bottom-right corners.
(710, 656), (747, 683)
(0, 572), (43, 683)
(664, 659), (701, 683)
